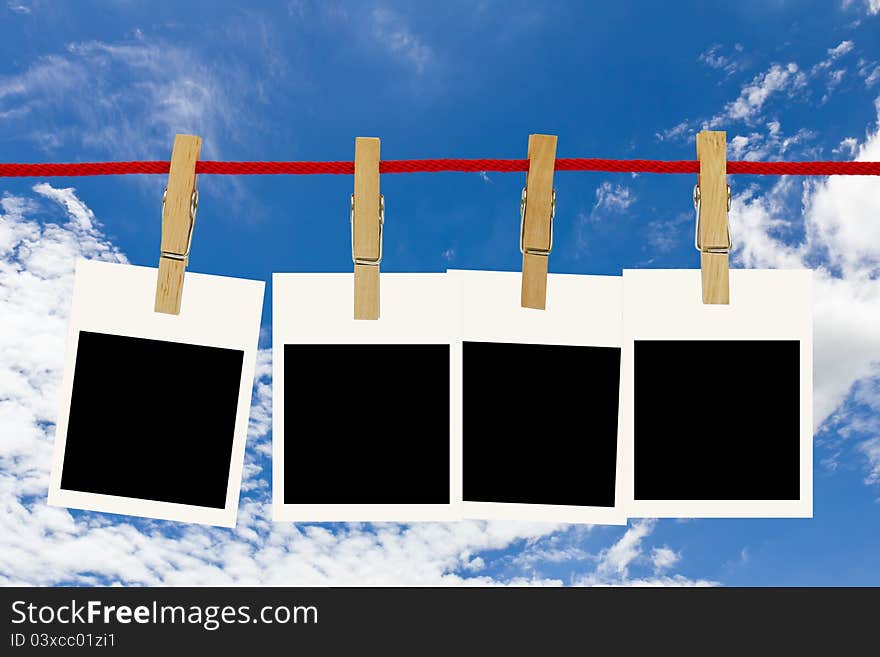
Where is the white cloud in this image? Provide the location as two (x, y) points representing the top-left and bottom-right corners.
(0, 186), (126, 503)
(594, 182), (635, 213)
(596, 519), (654, 578)
(727, 122), (816, 161)
(577, 182), (637, 253)
(842, 378), (880, 484)
(698, 44), (744, 77)
(662, 40), (858, 142)
(868, 0), (880, 16)
(656, 121), (690, 142)
(463, 555), (485, 572)
(32, 183), (99, 232)
(811, 43), (854, 103)
(370, 8), (432, 74)
(857, 59), (880, 87)
(5, 1), (30, 14)
(507, 527), (596, 571)
(859, 437), (880, 484)
(651, 547), (681, 572)
(0, 34), (273, 165)
(507, 523), (715, 586)
(594, 575), (715, 587)
(573, 521), (717, 586)
(834, 137), (860, 157)
(822, 69), (847, 103)
(712, 63), (804, 125)
(827, 40), (855, 61)
(511, 544), (591, 569)
(645, 212), (690, 254)
(0, 32), (284, 209)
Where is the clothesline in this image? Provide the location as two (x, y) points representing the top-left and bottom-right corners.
(2, 158), (880, 177)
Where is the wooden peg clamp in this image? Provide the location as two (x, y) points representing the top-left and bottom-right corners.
(520, 134), (557, 310)
(155, 134), (201, 315)
(695, 130), (730, 305)
(352, 137), (383, 320)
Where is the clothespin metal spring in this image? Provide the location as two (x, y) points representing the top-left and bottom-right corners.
(693, 183), (731, 254)
(160, 187), (199, 263)
(350, 193), (385, 266)
(519, 187), (557, 257)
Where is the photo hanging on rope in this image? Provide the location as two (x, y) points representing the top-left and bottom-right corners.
(48, 259), (264, 527)
(451, 269), (627, 525)
(620, 268), (813, 518)
(272, 273), (459, 522)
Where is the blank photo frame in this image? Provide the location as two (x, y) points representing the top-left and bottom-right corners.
(273, 273), (459, 522)
(451, 270), (627, 525)
(621, 269), (812, 518)
(49, 259), (264, 527)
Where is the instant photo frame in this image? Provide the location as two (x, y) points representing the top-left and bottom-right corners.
(273, 273), (459, 522)
(48, 259), (264, 527)
(451, 270), (627, 525)
(621, 268), (813, 518)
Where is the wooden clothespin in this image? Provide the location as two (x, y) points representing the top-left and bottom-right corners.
(695, 130), (731, 304)
(155, 134), (201, 315)
(351, 137), (383, 320)
(520, 134), (557, 309)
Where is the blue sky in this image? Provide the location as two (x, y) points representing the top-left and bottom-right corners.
(1, 0), (879, 586)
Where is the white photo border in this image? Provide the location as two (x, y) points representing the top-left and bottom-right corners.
(272, 273), (461, 522)
(450, 269), (628, 525)
(621, 268), (813, 518)
(48, 259), (265, 527)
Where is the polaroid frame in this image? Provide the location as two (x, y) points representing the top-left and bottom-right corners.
(272, 273), (461, 522)
(48, 259), (264, 527)
(621, 268), (813, 518)
(450, 269), (628, 525)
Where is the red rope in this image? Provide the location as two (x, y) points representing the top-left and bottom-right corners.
(1, 158), (879, 177)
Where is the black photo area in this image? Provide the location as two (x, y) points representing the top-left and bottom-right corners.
(634, 340), (800, 501)
(61, 331), (244, 509)
(463, 342), (621, 507)
(283, 344), (450, 504)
